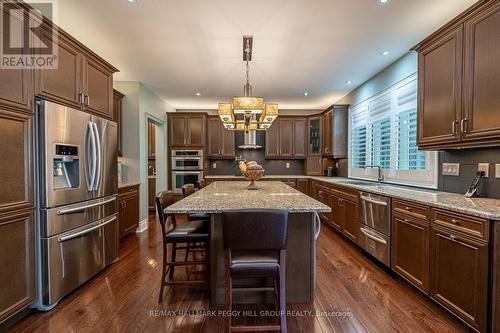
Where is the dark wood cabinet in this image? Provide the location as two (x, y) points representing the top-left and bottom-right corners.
(305, 156), (323, 176)
(416, 1), (500, 149)
(308, 116), (322, 156)
(332, 105), (348, 158)
(462, 2), (500, 142)
(112, 90), (124, 156)
(341, 198), (358, 242)
(322, 109), (333, 156)
(168, 113), (206, 148)
(0, 209), (35, 323)
(296, 179), (310, 196)
(118, 185), (140, 238)
(392, 214), (430, 293)
(82, 56), (114, 118)
(148, 177), (156, 212)
(265, 117), (307, 159)
(207, 116), (234, 159)
(430, 224), (488, 332)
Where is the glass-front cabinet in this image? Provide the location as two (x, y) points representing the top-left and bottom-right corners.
(308, 116), (322, 155)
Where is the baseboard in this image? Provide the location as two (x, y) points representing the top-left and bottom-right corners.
(135, 218), (148, 233)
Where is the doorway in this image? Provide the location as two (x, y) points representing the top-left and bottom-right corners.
(147, 119), (157, 216)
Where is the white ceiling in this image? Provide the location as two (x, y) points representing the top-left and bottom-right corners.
(55, 0), (477, 110)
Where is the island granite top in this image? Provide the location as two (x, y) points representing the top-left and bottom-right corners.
(164, 181), (331, 214)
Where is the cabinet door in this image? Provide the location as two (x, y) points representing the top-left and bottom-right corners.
(148, 178), (156, 211)
(0, 6), (32, 111)
(462, 3), (500, 142)
(430, 226), (488, 332)
(322, 110), (333, 156)
(221, 127), (235, 158)
(265, 121), (280, 157)
(37, 32), (82, 109)
(342, 199), (358, 242)
(305, 156), (323, 176)
(83, 56), (113, 118)
(333, 106), (348, 158)
(308, 116), (322, 155)
(169, 115), (187, 146)
(0, 210), (35, 323)
(187, 116), (205, 146)
(119, 195), (139, 237)
(293, 118), (307, 158)
(279, 118), (293, 156)
(0, 109), (33, 214)
(392, 216), (430, 292)
(207, 117), (222, 157)
(417, 27), (463, 147)
(328, 193), (343, 231)
(113, 90), (124, 155)
(296, 179), (310, 196)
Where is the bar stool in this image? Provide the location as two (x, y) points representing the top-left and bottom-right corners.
(222, 209), (289, 333)
(196, 179), (206, 189)
(156, 191), (209, 302)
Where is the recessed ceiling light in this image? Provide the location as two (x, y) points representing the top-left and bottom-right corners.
(378, 0), (389, 4)
(127, 0), (137, 3)
(303, 92), (309, 96)
(195, 92), (201, 96)
(345, 80), (352, 85)
(381, 50), (390, 56)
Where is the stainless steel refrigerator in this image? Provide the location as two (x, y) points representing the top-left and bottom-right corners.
(35, 100), (118, 309)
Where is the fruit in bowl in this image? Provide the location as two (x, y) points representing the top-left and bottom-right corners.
(239, 161), (265, 190)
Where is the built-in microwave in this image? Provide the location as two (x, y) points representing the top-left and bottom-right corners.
(172, 170), (204, 193)
(171, 149), (203, 170)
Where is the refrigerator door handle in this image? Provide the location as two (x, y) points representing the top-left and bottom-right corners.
(57, 215), (117, 243)
(92, 122), (102, 191)
(86, 122), (97, 191)
(56, 196), (116, 215)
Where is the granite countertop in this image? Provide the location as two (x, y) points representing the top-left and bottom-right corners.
(310, 176), (500, 220)
(165, 181), (331, 214)
(118, 181), (141, 189)
(205, 175), (311, 179)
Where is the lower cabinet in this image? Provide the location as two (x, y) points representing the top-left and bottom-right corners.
(296, 179), (310, 196)
(118, 185), (140, 237)
(430, 225), (488, 332)
(305, 156), (323, 176)
(0, 209), (35, 323)
(391, 214), (430, 293)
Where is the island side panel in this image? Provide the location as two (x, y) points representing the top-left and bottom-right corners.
(210, 212), (315, 305)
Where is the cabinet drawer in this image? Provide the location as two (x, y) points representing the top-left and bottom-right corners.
(393, 200), (430, 221)
(432, 209), (489, 241)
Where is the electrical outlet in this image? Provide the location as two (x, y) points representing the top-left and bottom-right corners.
(212, 163), (217, 169)
(442, 163), (460, 176)
(496, 164), (500, 178)
(285, 162), (290, 169)
(478, 163), (489, 178)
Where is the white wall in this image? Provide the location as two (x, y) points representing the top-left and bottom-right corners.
(114, 81), (175, 228)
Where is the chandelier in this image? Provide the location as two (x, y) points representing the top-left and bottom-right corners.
(218, 36), (278, 131)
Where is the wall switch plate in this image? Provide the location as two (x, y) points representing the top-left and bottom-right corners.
(478, 163), (489, 178)
(496, 164), (500, 178)
(212, 163), (217, 169)
(442, 163), (460, 176)
(285, 162), (290, 169)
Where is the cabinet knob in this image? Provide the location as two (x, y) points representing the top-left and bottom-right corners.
(405, 206), (412, 211)
(450, 234), (457, 241)
(451, 219), (458, 225)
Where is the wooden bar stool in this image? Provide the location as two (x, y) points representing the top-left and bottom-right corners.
(222, 209), (289, 333)
(156, 191), (209, 302)
(196, 179), (206, 189)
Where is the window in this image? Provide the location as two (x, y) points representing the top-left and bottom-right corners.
(348, 74), (438, 188)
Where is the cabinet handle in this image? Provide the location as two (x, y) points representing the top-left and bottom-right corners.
(84, 95), (90, 106)
(451, 219), (458, 225)
(450, 234), (457, 241)
(78, 92), (84, 105)
(451, 121), (459, 135)
(460, 119), (468, 133)
(405, 206), (412, 212)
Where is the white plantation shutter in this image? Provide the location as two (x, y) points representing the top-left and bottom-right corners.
(348, 73), (438, 188)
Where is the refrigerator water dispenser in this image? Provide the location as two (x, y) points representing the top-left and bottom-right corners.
(53, 144), (80, 189)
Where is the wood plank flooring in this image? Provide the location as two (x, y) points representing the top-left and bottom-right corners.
(7, 215), (471, 333)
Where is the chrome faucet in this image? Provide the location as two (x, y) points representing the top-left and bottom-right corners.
(365, 165), (384, 183)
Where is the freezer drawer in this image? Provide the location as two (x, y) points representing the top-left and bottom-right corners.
(40, 215), (118, 307)
(40, 195), (117, 238)
(358, 225), (390, 266)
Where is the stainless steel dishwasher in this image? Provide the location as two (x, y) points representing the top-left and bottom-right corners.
(358, 192), (391, 267)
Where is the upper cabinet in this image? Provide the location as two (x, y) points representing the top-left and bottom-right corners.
(308, 116), (322, 156)
(323, 105), (349, 158)
(265, 117), (307, 159)
(35, 26), (117, 119)
(112, 90), (124, 156)
(207, 116), (234, 159)
(168, 113), (206, 148)
(416, 1), (500, 149)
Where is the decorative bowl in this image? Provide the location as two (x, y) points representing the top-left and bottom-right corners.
(241, 169), (265, 190)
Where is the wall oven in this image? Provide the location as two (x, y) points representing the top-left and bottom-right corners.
(172, 170), (204, 193)
(171, 149), (204, 170)
(358, 192), (391, 267)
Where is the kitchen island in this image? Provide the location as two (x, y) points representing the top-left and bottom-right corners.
(165, 181), (330, 304)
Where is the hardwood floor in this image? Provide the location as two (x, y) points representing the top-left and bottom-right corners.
(7, 215), (471, 333)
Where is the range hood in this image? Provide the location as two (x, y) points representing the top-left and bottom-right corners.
(238, 130), (262, 149)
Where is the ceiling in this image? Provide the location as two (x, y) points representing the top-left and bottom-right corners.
(55, 0), (477, 110)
